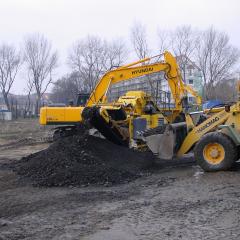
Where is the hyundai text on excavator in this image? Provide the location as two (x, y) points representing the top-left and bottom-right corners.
(40, 51), (201, 147)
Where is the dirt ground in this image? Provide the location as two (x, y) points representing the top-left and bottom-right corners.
(1, 119), (240, 240)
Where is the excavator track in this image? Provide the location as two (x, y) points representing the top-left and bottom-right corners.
(45, 125), (88, 142)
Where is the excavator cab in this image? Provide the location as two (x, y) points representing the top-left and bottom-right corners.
(76, 93), (90, 106)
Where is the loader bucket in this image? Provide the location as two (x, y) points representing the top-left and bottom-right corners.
(145, 122), (187, 160)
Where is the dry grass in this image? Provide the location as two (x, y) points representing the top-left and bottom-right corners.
(0, 118), (50, 142)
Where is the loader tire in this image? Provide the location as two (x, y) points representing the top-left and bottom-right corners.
(194, 132), (237, 172)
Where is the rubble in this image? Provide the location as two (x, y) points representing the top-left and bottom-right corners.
(14, 133), (154, 187)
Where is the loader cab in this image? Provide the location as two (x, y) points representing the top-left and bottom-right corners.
(76, 93), (90, 106)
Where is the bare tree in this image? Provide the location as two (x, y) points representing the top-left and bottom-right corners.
(68, 36), (106, 92)
(130, 22), (150, 59)
(68, 36), (128, 92)
(209, 77), (237, 102)
(0, 44), (21, 110)
(171, 25), (197, 82)
(196, 27), (240, 99)
(104, 38), (128, 70)
(23, 75), (34, 118)
(9, 95), (18, 119)
(157, 29), (170, 54)
(50, 72), (80, 104)
(23, 34), (58, 114)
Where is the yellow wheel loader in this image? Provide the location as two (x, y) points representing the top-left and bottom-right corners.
(40, 51), (201, 147)
(144, 100), (240, 171)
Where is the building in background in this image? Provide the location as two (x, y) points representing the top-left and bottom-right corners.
(0, 94), (12, 120)
(0, 93), (7, 110)
(177, 55), (203, 103)
(108, 71), (173, 108)
(0, 110), (12, 121)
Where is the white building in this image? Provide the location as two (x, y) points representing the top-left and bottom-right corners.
(0, 110), (12, 120)
(176, 55), (203, 103)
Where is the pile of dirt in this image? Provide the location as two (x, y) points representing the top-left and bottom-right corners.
(14, 132), (154, 187)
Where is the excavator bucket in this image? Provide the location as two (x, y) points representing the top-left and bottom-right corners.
(82, 106), (129, 146)
(144, 122), (187, 160)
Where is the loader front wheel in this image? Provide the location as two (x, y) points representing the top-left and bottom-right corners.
(194, 132), (237, 172)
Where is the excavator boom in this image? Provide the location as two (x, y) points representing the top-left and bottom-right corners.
(86, 51), (198, 109)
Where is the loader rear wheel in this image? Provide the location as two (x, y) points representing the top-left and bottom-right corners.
(194, 132), (237, 172)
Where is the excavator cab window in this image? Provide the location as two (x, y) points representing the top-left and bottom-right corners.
(76, 93), (90, 106)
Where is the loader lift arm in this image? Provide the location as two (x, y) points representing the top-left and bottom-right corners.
(177, 109), (231, 156)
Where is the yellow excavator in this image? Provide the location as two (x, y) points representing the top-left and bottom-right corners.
(40, 51), (201, 146)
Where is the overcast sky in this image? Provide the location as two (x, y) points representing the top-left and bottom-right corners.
(0, 0), (239, 94)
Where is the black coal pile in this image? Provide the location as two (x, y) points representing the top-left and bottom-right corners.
(14, 133), (154, 187)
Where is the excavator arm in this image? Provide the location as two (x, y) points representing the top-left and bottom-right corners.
(86, 51), (200, 109)
(183, 84), (202, 105)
